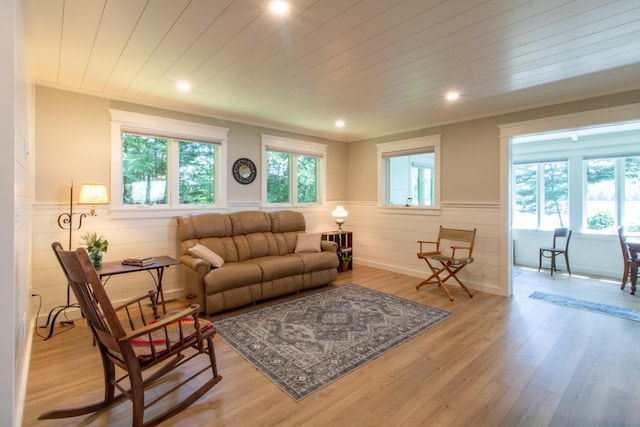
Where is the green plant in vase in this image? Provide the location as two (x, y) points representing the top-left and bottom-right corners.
(340, 252), (352, 272)
(81, 231), (109, 267)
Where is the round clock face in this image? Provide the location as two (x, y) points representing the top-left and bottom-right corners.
(232, 158), (257, 184)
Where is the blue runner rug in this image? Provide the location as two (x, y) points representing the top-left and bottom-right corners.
(529, 291), (640, 322)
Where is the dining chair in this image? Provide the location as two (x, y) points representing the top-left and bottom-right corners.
(538, 228), (572, 276)
(618, 226), (640, 291)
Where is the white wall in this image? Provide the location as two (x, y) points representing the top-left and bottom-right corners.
(5, 0), (34, 425)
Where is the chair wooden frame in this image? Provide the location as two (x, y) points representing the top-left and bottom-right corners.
(416, 226), (476, 301)
(40, 242), (222, 427)
(618, 226), (640, 291)
(538, 228), (572, 276)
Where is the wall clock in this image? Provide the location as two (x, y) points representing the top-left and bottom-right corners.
(232, 158), (257, 184)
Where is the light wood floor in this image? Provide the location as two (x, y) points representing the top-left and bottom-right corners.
(23, 265), (640, 426)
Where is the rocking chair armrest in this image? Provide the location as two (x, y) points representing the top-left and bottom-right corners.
(119, 305), (201, 343)
(112, 290), (157, 312)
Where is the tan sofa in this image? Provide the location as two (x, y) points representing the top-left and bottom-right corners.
(176, 210), (339, 315)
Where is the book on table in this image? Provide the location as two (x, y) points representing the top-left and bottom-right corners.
(122, 256), (156, 266)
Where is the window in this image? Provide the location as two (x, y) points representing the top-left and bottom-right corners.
(110, 109), (228, 216)
(585, 156), (640, 232)
(261, 134), (326, 206)
(511, 122), (640, 233)
(377, 135), (441, 208)
(513, 161), (569, 229)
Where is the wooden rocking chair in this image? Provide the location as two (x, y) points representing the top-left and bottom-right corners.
(40, 242), (222, 427)
(417, 226), (477, 301)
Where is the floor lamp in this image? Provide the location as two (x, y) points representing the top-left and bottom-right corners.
(42, 181), (109, 340)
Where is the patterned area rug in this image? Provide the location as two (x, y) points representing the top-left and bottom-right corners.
(530, 291), (640, 321)
(214, 284), (453, 401)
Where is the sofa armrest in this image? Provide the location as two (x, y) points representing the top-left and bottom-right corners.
(179, 254), (212, 272)
(179, 254), (212, 310)
(321, 240), (338, 253)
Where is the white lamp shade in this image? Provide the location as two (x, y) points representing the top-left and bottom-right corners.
(78, 184), (109, 205)
(331, 206), (348, 218)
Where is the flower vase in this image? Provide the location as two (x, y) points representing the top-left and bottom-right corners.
(90, 251), (103, 268)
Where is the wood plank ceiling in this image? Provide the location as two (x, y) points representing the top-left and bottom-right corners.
(23, 0), (640, 141)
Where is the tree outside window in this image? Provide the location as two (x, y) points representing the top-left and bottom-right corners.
(513, 161), (568, 229)
(266, 150), (319, 204)
(586, 156), (640, 232)
(266, 151), (290, 204)
(179, 141), (215, 204)
(261, 134), (326, 206)
(122, 134), (168, 205)
(121, 133), (217, 206)
(624, 157), (640, 232)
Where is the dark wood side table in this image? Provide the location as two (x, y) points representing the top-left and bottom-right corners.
(322, 231), (353, 271)
(95, 256), (181, 311)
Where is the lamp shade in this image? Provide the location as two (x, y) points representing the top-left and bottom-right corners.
(331, 206), (348, 218)
(78, 184), (109, 205)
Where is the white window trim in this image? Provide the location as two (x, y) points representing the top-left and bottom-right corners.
(109, 109), (229, 218)
(376, 134), (441, 214)
(260, 134), (327, 207)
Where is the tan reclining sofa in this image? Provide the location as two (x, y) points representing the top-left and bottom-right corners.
(176, 210), (339, 315)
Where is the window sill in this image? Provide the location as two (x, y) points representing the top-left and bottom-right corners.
(109, 205), (228, 220)
(377, 205), (441, 216)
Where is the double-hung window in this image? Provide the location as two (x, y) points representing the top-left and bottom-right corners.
(377, 135), (441, 208)
(261, 134), (326, 206)
(110, 109), (229, 216)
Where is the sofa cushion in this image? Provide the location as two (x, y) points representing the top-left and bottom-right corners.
(248, 255), (305, 281)
(189, 244), (225, 268)
(288, 251), (339, 272)
(203, 262), (263, 293)
(230, 211), (271, 235)
(270, 210), (307, 232)
(295, 232), (321, 253)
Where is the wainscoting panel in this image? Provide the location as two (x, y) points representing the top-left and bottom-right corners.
(31, 202), (505, 323)
(343, 202), (503, 296)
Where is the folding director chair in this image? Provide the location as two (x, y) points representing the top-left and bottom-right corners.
(417, 226), (477, 301)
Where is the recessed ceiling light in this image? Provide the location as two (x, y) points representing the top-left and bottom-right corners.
(335, 120), (345, 128)
(270, 1), (289, 14)
(176, 81), (191, 91)
(446, 91), (459, 100)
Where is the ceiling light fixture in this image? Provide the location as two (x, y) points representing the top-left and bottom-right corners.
(335, 120), (345, 128)
(270, 1), (289, 14)
(176, 81), (191, 91)
(446, 91), (460, 101)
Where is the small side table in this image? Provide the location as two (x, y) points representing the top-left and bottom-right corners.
(322, 231), (353, 271)
(95, 256), (180, 311)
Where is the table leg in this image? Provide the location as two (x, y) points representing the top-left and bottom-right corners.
(629, 246), (639, 295)
(146, 267), (167, 313)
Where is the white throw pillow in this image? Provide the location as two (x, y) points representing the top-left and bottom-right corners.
(189, 244), (225, 268)
(295, 233), (322, 253)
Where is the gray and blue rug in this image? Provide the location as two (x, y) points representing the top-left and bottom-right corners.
(214, 284), (452, 401)
(530, 291), (640, 321)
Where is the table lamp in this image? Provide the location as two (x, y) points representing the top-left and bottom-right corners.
(331, 206), (348, 231)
